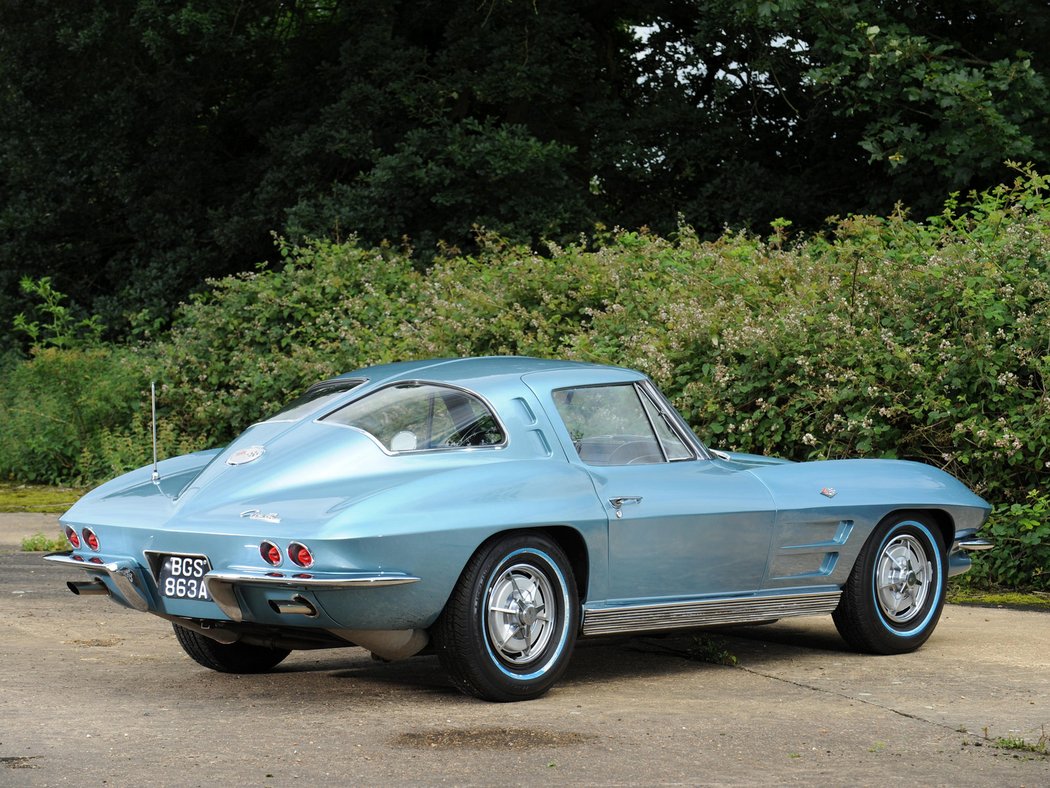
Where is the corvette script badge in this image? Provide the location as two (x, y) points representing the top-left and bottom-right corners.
(240, 509), (281, 523)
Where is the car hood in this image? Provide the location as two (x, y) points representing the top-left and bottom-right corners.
(738, 457), (991, 531)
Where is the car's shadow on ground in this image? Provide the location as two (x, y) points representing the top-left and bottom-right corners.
(710, 619), (857, 654)
(268, 620), (857, 699)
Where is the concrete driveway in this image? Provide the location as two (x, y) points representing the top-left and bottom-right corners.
(1, 514), (1047, 786)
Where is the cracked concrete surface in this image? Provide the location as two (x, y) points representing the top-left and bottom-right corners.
(1, 514), (1047, 786)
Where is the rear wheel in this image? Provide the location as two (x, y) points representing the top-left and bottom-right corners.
(833, 513), (946, 654)
(172, 623), (290, 673)
(433, 533), (578, 702)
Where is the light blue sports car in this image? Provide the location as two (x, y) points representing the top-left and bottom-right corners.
(48, 357), (992, 701)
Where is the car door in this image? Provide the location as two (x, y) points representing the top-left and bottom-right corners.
(526, 370), (777, 604)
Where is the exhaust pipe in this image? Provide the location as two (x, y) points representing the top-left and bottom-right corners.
(268, 595), (317, 617)
(67, 579), (109, 597)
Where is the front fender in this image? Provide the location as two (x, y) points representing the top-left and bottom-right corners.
(743, 459), (990, 589)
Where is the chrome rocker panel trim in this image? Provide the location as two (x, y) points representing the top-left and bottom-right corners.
(203, 568), (422, 622)
(44, 552), (151, 612)
(957, 538), (994, 552)
(581, 590), (842, 636)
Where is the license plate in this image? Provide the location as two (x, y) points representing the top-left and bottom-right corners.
(157, 554), (211, 600)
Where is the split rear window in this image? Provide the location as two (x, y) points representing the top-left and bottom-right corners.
(320, 382), (504, 452)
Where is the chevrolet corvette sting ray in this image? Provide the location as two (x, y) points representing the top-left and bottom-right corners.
(48, 357), (992, 701)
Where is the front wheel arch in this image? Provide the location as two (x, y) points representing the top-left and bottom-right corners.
(833, 511), (948, 654)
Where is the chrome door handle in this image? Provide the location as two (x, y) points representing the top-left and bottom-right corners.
(609, 496), (643, 517)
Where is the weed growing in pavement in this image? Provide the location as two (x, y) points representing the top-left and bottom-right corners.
(994, 727), (1049, 755)
(979, 725), (1049, 756)
(20, 532), (67, 552)
(686, 635), (738, 667)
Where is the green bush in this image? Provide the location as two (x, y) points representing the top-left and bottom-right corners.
(2, 172), (1048, 588)
(154, 238), (421, 444)
(0, 347), (150, 483)
(961, 493), (1050, 591)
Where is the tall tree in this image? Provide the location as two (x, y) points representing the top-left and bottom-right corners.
(1, 1), (1047, 342)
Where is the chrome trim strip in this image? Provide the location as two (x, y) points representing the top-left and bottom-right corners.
(44, 553), (151, 612)
(957, 538), (994, 552)
(639, 378), (711, 461)
(581, 590), (842, 636)
(202, 570), (422, 623)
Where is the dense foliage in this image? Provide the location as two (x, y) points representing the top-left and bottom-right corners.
(2, 173), (1047, 589)
(2, 1), (1048, 340)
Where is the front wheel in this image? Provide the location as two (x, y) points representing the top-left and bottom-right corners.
(433, 533), (579, 702)
(833, 513), (946, 654)
(172, 623), (290, 673)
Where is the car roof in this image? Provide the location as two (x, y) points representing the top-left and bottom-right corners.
(333, 356), (641, 388)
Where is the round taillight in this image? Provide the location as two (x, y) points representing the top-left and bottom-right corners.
(83, 528), (100, 551)
(260, 541), (282, 566)
(288, 542), (313, 568)
(65, 527), (80, 549)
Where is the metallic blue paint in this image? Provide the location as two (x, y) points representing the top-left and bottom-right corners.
(48, 356), (991, 654)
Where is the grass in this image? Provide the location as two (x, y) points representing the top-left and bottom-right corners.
(0, 482), (82, 552)
(21, 532), (68, 552)
(996, 736), (1048, 755)
(0, 482), (85, 514)
(985, 725), (1048, 756)
(947, 586), (1050, 611)
(685, 634), (739, 666)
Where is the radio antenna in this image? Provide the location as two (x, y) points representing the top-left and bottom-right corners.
(150, 381), (160, 483)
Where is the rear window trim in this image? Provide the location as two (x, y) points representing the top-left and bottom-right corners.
(261, 378), (369, 424)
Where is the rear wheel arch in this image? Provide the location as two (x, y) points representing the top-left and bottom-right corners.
(454, 526), (590, 605)
(536, 525), (589, 604)
(432, 529), (580, 701)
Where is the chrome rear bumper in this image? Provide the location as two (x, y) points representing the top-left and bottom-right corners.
(202, 568), (421, 622)
(46, 552), (420, 623)
(45, 552), (151, 611)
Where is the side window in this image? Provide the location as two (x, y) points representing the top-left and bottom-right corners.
(638, 386), (693, 461)
(552, 384), (664, 466)
(321, 383), (504, 451)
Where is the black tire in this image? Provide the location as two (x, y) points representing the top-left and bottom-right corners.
(433, 533), (579, 702)
(833, 513), (947, 654)
(172, 623), (290, 673)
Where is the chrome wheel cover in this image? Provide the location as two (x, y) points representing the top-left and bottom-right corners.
(875, 534), (932, 624)
(485, 562), (556, 666)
